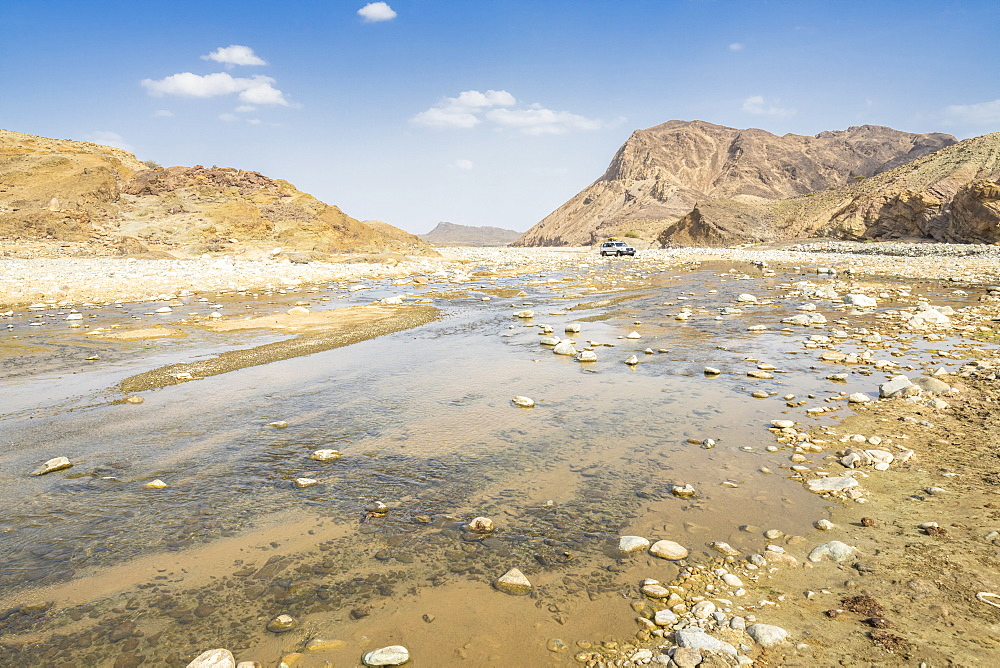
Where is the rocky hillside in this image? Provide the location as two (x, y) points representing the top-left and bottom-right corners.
(658, 131), (1000, 246)
(419, 221), (521, 246)
(513, 120), (956, 246)
(0, 129), (432, 258)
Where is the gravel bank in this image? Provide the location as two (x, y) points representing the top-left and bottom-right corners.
(3, 243), (1000, 310)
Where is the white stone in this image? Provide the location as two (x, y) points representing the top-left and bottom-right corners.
(626, 331), (642, 339)
(465, 517), (494, 534)
(514, 310), (534, 319)
(618, 536), (650, 554)
(675, 628), (737, 655)
(879, 375), (914, 398)
(814, 519), (835, 531)
(737, 294), (757, 303)
(748, 623), (789, 647)
(770, 419), (795, 429)
(311, 449), (342, 461)
(848, 393), (872, 403)
(641, 583), (671, 598)
(186, 648), (236, 668)
(494, 568), (532, 595)
(704, 366), (721, 375)
(844, 294), (877, 308)
(624, 355), (639, 365)
(691, 600), (716, 619)
(722, 573), (744, 587)
(576, 350), (597, 362)
(552, 341), (577, 355)
(649, 540), (688, 560)
(294, 478), (319, 488)
(512, 396), (535, 408)
(671, 484), (696, 497)
(806, 477), (859, 494)
(362, 645), (410, 666)
(808, 540), (858, 563)
(30, 456), (72, 476)
(654, 609), (678, 626)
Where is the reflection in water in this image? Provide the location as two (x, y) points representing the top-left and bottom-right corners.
(0, 265), (984, 665)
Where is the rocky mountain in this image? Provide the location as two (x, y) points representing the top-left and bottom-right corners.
(657, 131), (1000, 246)
(419, 221), (521, 246)
(0, 129), (431, 258)
(512, 120), (957, 247)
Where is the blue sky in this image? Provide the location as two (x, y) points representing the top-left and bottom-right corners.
(2, 0), (999, 234)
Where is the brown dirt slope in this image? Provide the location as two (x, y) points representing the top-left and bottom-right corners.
(419, 221), (521, 246)
(513, 120), (956, 247)
(0, 129), (433, 257)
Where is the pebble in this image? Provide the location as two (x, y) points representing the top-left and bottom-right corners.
(671, 484), (697, 497)
(626, 331), (642, 339)
(30, 456), (72, 476)
(747, 623), (789, 647)
(512, 396), (535, 408)
(293, 478), (319, 488)
(552, 341), (577, 355)
(494, 568), (532, 595)
(674, 627), (737, 655)
(771, 419), (795, 429)
(814, 519), (835, 531)
(362, 645), (410, 666)
(186, 649), (236, 668)
(311, 449), (342, 461)
(709, 541), (740, 556)
(266, 421), (289, 429)
(691, 600), (716, 619)
(704, 366), (722, 375)
(145, 479), (168, 489)
(807, 540), (858, 563)
(618, 536), (651, 554)
(576, 350), (597, 362)
(266, 614), (297, 633)
(465, 517), (495, 534)
(624, 354), (639, 365)
(806, 477), (859, 494)
(654, 609), (678, 626)
(649, 540), (689, 560)
(848, 393), (873, 403)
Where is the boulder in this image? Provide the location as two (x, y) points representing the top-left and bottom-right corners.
(494, 568), (532, 595)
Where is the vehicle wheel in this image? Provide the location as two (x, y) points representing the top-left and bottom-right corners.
(617, 251), (623, 256)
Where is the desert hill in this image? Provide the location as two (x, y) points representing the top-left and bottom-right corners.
(658, 131), (1000, 246)
(419, 221), (521, 246)
(512, 120), (957, 247)
(0, 129), (432, 258)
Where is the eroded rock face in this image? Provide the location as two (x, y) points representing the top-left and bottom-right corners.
(513, 120), (956, 247)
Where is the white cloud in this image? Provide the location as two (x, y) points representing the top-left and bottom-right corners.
(218, 113), (239, 122)
(358, 2), (397, 22)
(486, 107), (602, 135)
(729, 42), (744, 51)
(411, 89), (516, 128)
(235, 105), (257, 113)
(153, 109), (174, 117)
(453, 159), (474, 170)
(84, 131), (133, 151)
(742, 95), (796, 118)
(201, 45), (267, 67)
(141, 72), (289, 106)
(944, 98), (1000, 125)
(247, 119), (262, 125)
(412, 90), (601, 135)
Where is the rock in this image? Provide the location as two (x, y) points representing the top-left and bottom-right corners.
(808, 540), (858, 563)
(539, 335), (561, 346)
(640, 583), (671, 598)
(564, 323), (581, 333)
(624, 354), (639, 365)
(494, 568), (532, 595)
(304, 638), (347, 652)
(627, 331), (642, 339)
(266, 421), (289, 429)
(819, 351), (847, 362)
(806, 477), (859, 494)
(747, 623), (789, 647)
(770, 419), (795, 429)
(844, 294), (877, 308)
(286, 306), (310, 315)
(737, 294), (757, 303)
(186, 649), (236, 668)
(674, 627), (737, 655)
(266, 614), (297, 633)
(362, 645), (410, 666)
(709, 541), (739, 557)
(704, 366), (721, 375)
(911, 376), (952, 394)
(379, 297), (403, 305)
(465, 517), (494, 534)
(145, 479), (168, 489)
(30, 456), (72, 476)
(671, 484), (697, 497)
(879, 375), (914, 398)
(552, 341), (577, 355)
(618, 536), (651, 554)
(721, 573), (744, 587)
(512, 396), (535, 408)
(654, 609), (678, 626)
(649, 540), (688, 560)
(576, 350), (598, 362)
(546, 638), (569, 652)
(691, 600), (716, 619)
(783, 313), (827, 326)
(514, 310), (534, 319)
(294, 478), (319, 488)
(907, 309), (950, 329)
(815, 519), (835, 531)
(630, 649), (654, 662)
(311, 449), (342, 461)
(848, 393), (872, 403)
(747, 370), (773, 379)
(672, 647), (703, 668)
(124, 395), (145, 404)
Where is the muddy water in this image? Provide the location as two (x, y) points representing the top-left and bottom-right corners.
(0, 263), (989, 666)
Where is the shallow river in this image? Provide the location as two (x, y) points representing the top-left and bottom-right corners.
(0, 259), (984, 666)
